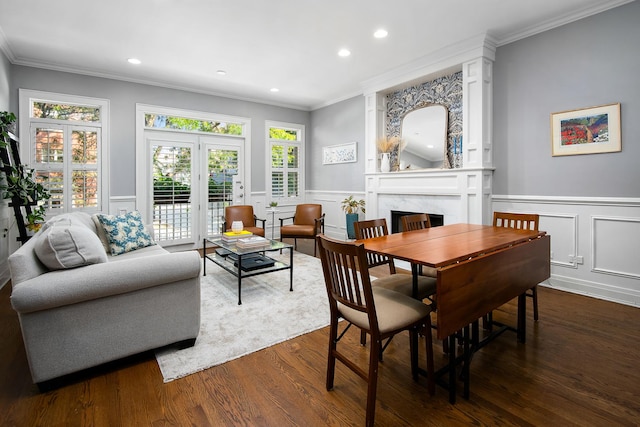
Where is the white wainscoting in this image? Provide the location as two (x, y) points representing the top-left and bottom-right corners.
(492, 195), (640, 307)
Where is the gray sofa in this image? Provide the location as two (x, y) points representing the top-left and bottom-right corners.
(8, 211), (201, 389)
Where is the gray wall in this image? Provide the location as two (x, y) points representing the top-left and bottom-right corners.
(9, 67), (310, 196)
(493, 1), (640, 197)
(0, 50), (9, 111)
(308, 95), (365, 192)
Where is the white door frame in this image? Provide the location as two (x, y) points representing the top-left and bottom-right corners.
(135, 103), (252, 223)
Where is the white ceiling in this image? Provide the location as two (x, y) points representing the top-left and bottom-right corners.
(0, 0), (633, 111)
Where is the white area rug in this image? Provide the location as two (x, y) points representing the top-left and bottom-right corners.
(155, 251), (330, 382)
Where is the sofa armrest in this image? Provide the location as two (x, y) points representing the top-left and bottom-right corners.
(11, 251), (201, 314)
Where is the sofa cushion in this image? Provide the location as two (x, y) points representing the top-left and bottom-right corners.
(95, 210), (156, 256)
(91, 214), (111, 253)
(40, 211), (98, 234)
(34, 225), (108, 270)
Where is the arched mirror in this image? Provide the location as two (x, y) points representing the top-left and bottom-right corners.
(400, 104), (448, 169)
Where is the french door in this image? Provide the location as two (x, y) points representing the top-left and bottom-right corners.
(201, 136), (244, 238)
(146, 130), (244, 247)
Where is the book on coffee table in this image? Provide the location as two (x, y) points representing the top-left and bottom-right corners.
(233, 255), (275, 271)
(236, 236), (270, 249)
(222, 230), (253, 242)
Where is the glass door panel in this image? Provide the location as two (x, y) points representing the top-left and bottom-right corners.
(151, 143), (193, 244)
(202, 136), (243, 237)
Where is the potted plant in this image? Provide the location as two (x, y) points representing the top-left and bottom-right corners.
(0, 111), (16, 148)
(341, 195), (365, 239)
(269, 201), (278, 209)
(2, 164), (51, 232)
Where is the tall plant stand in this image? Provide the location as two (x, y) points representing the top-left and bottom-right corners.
(1, 131), (34, 244)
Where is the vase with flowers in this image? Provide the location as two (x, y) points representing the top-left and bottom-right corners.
(376, 136), (404, 172)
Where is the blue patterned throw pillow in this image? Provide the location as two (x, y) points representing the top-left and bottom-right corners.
(96, 211), (156, 256)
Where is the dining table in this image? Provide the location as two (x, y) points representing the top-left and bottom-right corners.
(357, 223), (551, 403)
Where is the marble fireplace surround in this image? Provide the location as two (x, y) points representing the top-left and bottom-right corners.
(362, 35), (496, 226)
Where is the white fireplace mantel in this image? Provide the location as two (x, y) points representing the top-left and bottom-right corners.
(365, 167), (494, 226)
(362, 35), (496, 226)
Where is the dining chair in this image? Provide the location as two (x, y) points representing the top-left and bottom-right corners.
(279, 203), (325, 256)
(401, 212), (432, 231)
(316, 234), (434, 427)
(354, 218), (436, 302)
(354, 218), (437, 352)
(399, 213), (437, 278)
(487, 212), (541, 327)
(223, 205), (266, 237)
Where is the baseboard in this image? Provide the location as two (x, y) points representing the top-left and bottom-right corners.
(0, 261), (10, 290)
(545, 275), (640, 308)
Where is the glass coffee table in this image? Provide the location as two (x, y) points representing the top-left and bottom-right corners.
(203, 237), (294, 305)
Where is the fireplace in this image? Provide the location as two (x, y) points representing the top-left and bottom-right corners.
(390, 210), (444, 233)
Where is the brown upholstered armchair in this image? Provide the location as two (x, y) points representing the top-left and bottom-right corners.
(222, 205), (266, 237)
(279, 204), (325, 255)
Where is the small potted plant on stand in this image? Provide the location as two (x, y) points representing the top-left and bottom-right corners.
(341, 195), (365, 239)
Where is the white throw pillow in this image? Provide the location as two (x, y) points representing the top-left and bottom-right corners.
(34, 225), (108, 270)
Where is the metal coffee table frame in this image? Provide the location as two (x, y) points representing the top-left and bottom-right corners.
(203, 237), (294, 305)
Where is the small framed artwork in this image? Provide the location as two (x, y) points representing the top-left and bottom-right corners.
(551, 103), (621, 156)
(322, 142), (357, 165)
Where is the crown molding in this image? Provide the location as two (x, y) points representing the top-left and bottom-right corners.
(360, 33), (497, 96)
(9, 57), (312, 112)
(0, 26), (15, 63)
(495, 0), (636, 46)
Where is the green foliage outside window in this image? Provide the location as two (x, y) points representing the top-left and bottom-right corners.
(32, 102), (100, 122)
(145, 114), (243, 135)
(269, 127), (298, 140)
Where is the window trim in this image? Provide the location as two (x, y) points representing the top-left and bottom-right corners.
(18, 89), (110, 214)
(266, 120), (305, 205)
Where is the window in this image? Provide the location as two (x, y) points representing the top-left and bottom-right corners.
(267, 121), (304, 203)
(19, 90), (109, 215)
(144, 114), (243, 135)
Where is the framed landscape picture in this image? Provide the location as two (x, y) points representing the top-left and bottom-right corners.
(551, 103), (621, 156)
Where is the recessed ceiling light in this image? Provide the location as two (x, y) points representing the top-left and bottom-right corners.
(338, 48), (351, 57)
(270, 88), (279, 93)
(216, 70), (227, 76)
(127, 58), (141, 65)
(374, 29), (388, 39)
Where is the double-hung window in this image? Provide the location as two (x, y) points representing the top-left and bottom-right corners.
(267, 121), (304, 204)
(19, 90), (109, 215)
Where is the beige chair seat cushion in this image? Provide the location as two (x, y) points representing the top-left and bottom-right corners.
(339, 287), (432, 334)
(281, 224), (316, 237)
(421, 266), (438, 278)
(372, 274), (436, 301)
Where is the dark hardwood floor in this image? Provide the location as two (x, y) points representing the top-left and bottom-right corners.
(2, 238), (640, 426)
